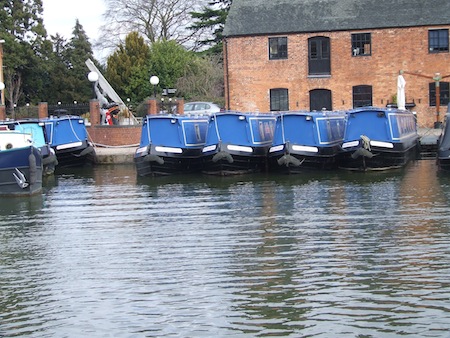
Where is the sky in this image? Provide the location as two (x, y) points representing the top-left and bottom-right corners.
(42, 0), (106, 58)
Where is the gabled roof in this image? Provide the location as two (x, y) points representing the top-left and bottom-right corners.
(223, 0), (450, 37)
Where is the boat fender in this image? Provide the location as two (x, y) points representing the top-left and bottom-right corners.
(277, 154), (303, 167)
(144, 154), (164, 165)
(351, 147), (375, 159)
(77, 146), (95, 157)
(28, 153), (38, 185)
(42, 153), (58, 166)
(212, 151), (234, 163)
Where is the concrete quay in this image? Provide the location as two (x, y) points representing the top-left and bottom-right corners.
(94, 145), (137, 164)
(91, 127), (444, 165)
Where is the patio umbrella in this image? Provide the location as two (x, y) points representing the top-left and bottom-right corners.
(397, 74), (406, 110)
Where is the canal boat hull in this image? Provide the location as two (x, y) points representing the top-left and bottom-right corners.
(339, 107), (419, 171)
(201, 112), (276, 175)
(134, 114), (209, 176)
(268, 111), (346, 173)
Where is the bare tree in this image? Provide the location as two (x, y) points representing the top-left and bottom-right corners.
(97, 0), (207, 52)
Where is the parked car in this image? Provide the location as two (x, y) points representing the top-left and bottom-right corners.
(183, 102), (222, 115)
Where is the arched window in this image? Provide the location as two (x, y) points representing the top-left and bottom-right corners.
(308, 37), (330, 75)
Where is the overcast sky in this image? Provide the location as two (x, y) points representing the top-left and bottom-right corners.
(42, 0), (106, 58)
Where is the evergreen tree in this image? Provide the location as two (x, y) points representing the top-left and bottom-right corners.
(190, 0), (232, 55)
(0, 0), (48, 110)
(62, 20), (96, 103)
(106, 32), (151, 105)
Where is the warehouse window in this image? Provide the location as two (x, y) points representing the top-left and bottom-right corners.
(429, 81), (449, 106)
(351, 33), (371, 56)
(429, 29), (449, 53)
(352, 85), (373, 107)
(269, 37), (288, 60)
(270, 88), (289, 111)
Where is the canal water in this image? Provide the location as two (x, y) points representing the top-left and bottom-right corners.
(1, 159), (450, 337)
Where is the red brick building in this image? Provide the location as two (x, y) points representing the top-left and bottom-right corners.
(223, 0), (450, 127)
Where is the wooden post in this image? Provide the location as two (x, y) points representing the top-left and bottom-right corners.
(38, 102), (48, 119)
(90, 99), (100, 125)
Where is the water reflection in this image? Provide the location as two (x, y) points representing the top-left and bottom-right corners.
(1, 161), (450, 337)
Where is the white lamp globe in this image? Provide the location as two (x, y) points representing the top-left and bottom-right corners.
(150, 76), (160, 86)
(88, 71), (99, 82)
(0, 82), (4, 91)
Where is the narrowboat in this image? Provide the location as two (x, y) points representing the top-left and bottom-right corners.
(43, 115), (96, 168)
(437, 113), (450, 171)
(0, 119), (58, 175)
(339, 107), (419, 171)
(134, 114), (209, 176)
(201, 112), (277, 175)
(268, 111), (346, 173)
(0, 127), (43, 196)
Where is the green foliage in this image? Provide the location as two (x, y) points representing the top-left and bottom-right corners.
(148, 40), (195, 90)
(106, 32), (151, 104)
(190, 0), (232, 55)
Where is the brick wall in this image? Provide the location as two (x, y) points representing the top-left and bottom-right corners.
(86, 125), (141, 147)
(224, 26), (450, 128)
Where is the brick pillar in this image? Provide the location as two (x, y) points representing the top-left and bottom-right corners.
(176, 98), (184, 115)
(90, 99), (100, 125)
(0, 105), (5, 120)
(38, 102), (48, 119)
(147, 98), (158, 115)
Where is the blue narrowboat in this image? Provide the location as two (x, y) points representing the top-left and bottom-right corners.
(268, 111), (346, 173)
(0, 127), (43, 196)
(0, 119), (58, 175)
(134, 114), (209, 176)
(43, 115), (96, 168)
(201, 112), (277, 175)
(339, 107), (419, 171)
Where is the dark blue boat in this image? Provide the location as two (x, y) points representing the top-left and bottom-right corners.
(339, 107), (419, 171)
(201, 112), (277, 175)
(437, 112), (450, 171)
(268, 111), (346, 173)
(0, 128), (43, 196)
(43, 115), (96, 168)
(134, 114), (209, 176)
(0, 119), (58, 175)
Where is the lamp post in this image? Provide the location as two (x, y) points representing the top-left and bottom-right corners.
(150, 75), (159, 98)
(88, 71), (99, 99)
(0, 39), (5, 106)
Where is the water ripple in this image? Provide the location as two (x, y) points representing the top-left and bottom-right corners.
(1, 161), (450, 337)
